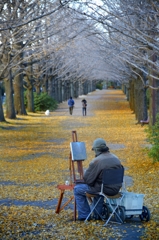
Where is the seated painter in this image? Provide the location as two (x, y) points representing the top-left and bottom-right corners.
(74, 138), (122, 221)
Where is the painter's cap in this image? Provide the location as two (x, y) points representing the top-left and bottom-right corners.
(92, 138), (107, 150)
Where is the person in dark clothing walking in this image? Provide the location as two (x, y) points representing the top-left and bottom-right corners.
(81, 99), (87, 116)
(68, 96), (75, 115)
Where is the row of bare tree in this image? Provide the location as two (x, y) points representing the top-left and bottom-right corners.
(1, 0), (159, 124)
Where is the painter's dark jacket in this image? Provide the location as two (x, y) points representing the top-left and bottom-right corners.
(83, 152), (122, 195)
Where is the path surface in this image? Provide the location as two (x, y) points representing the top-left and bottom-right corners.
(52, 90), (145, 239)
(0, 89), (147, 239)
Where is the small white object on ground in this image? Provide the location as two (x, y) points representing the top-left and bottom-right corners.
(45, 110), (50, 116)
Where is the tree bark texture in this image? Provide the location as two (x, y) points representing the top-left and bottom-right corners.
(27, 88), (34, 113)
(13, 40), (27, 115)
(4, 76), (16, 119)
(14, 73), (27, 115)
(1, 41), (16, 119)
(149, 78), (159, 125)
(134, 78), (145, 123)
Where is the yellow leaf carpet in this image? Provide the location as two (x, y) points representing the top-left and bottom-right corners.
(0, 89), (158, 239)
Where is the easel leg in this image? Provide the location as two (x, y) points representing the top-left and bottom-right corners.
(55, 190), (64, 214)
(55, 189), (74, 214)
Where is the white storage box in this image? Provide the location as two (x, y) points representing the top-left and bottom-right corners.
(120, 192), (144, 215)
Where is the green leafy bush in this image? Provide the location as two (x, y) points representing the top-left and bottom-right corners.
(24, 91), (58, 112)
(34, 92), (58, 112)
(96, 83), (103, 90)
(146, 113), (159, 163)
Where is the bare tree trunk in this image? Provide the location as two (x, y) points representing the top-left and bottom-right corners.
(1, 40), (16, 119)
(134, 78), (145, 123)
(42, 75), (48, 93)
(149, 78), (159, 126)
(13, 40), (27, 115)
(27, 88), (34, 112)
(142, 71), (148, 121)
(35, 65), (42, 94)
(14, 72), (27, 115)
(25, 64), (34, 112)
(149, 54), (159, 125)
(35, 82), (41, 94)
(58, 79), (62, 103)
(4, 75), (16, 119)
(48, 75), (57, 99)
(129, 80), (135, 112)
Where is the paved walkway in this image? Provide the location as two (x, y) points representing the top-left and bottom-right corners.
(1, 89), (147, 239)
(54, 90), (133, 186)
(52, 89), (145, 239)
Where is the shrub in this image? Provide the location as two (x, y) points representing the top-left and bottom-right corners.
(146, 113), (159, 163)
(96, 83), (103, 90)
(34, 92), (58, 112)
(24, 91), (58, 112)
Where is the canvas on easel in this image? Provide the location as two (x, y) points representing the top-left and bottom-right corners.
(70, 142), (87, 161)
(70, 141), (87, 184)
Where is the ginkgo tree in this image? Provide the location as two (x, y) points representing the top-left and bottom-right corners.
(67, 0), (159, 125)
(0, 1), (103, 121)
(1, 0), (159, 126)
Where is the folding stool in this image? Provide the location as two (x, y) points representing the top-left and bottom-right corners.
(85, 166), (125, 225)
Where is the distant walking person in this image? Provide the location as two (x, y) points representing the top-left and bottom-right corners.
(82, 99), (87, 116)
(68, 96), (75, 115)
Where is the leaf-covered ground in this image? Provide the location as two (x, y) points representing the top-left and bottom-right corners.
(0, 89), (159, 239)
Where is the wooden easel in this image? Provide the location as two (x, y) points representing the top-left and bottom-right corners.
(70, 131), (84, 184)
(55, 131), (84, 221)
